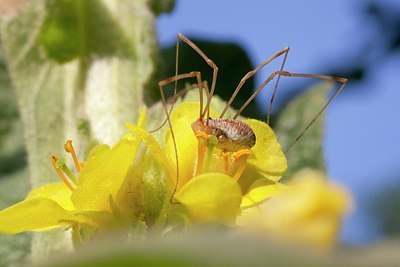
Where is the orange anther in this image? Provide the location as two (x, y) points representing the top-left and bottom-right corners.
(64, 140), (81, 172)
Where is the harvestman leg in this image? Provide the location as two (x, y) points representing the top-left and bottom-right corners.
(156, 71), (203, 202)
(153, 32), (218, 202)
(150, 71), (204, 133)
(278, 72), (348, 153)
(220, 47), (290, 123)
(231, 70), (348, 153)
(177, 33), (219, 120)
(152, 33), (218, 132)
(171, 80), (210, 103)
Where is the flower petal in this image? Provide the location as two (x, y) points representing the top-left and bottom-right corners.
(0, 198), (98, 234)
(241, 179), (286, 208)
(165, 102), (218, 188)
(71, 139), (139, 212)
(241, 169), (352, 247)
(125, 122), (175, 189)
(175, 173), (242, 224)
(244, 119), (287, 181)
(26, 182), (74, 210)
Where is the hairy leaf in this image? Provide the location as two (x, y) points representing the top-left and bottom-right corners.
(0, 0), (160, 263)
(274, 82), (332, 179)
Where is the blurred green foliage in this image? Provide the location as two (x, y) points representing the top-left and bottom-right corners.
(41, 231), (400, 267)
(370, 183), (400, 238)
(0, 12), (31, 267)
(274, 82), (330, 179)
(149, 0), (175, 16)
(0, 47), (26, 175)
(36, 0), (134, 63)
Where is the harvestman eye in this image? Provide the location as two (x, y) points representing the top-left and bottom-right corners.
(153, 33), (348, 202)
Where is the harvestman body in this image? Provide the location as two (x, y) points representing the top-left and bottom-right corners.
(154, 33), (348, 199)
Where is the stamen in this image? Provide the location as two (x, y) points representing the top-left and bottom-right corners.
(203, 135), (218, 173)
(51, 156), (75, 191)
(55, 158), (78, 185)
(195, 132), (209, 176)
(195, 131), (210, 140)
(64, 140), (81, 172)
(232, 149), (252, 182)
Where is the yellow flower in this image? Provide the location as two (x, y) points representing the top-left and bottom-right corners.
(0, 111), (148, 238)
(0, 102), (287, 237)
(239, 168), (353, 248)
(126, 102), (287, 224)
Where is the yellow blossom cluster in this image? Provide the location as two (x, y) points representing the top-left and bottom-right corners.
(0, 102), (351, 247)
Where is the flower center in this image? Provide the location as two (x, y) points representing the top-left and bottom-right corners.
(194, 133), (252, 182)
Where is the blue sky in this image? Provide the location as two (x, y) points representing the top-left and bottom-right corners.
(156, 0), (400, 244)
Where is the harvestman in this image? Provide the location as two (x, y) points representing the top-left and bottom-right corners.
(153, 33), (348, 199)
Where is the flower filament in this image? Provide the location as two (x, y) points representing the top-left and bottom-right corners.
(195, 132), (252, 182)
(51, 140), (82, 191)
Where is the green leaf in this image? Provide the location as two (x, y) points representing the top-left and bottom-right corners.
(0, 0), (160, 186)
(0, 44), (26, 176)
(149, 0), (175, 16)
(36, 0), (134, 63)
(1, 0), (160, 263)
(274, 82), (332, 179)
